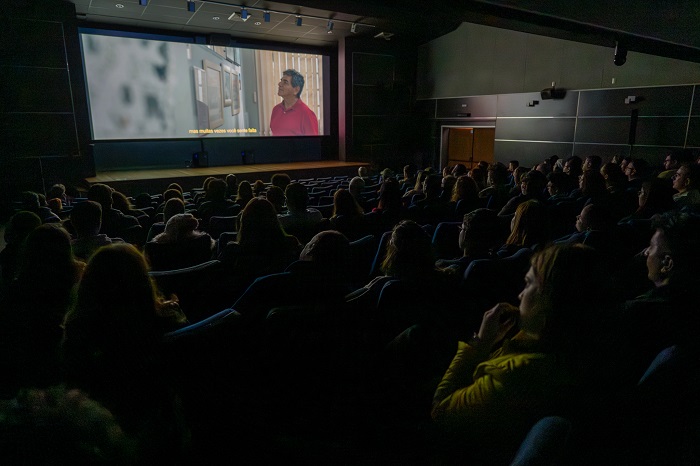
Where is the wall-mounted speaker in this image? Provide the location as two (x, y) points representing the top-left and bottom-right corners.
(540, 87), (566, 100)
(614, 41), (627, 66)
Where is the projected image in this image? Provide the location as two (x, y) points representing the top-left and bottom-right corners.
(80, 33), (328, 140)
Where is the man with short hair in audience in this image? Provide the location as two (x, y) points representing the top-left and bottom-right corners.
(70, 200), (124, 261)
(658, 150), (684, 180)
(87, 183), (139, 238)
(621, 211), (700, 382)
(278, 182), (323, 243)
(583, 155), (603, 173)
(271, 173), (292, 192)
(671, 163), (700, 209)
(18, 191), (60, 224)
(624, 158), (650, 193)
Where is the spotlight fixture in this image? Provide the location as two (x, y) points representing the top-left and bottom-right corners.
(138, 0), (147, 5)
(240, 7), (249, 21)
(327, 20), (334, 34)
(295, 15), (302, 26)
(186, 0), (195, 13)
(614, 41), (627, 66)
(227, 12), (236, 20)
(350, 23), (357, 33)
(115, 3), (124, 8)
(212, 16), (220, 20)
(263, 11), (270, 22)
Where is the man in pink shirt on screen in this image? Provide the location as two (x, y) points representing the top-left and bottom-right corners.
(270, 69), (319, 136)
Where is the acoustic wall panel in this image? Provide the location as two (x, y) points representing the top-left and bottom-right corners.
(495, 117), (575, 142)
(436, 95), (497, 119)
(575, 117), (631, 144)
(578, 86), (693, 117)
(1, 67), (73, 113)
(687, 117), (700, 147)
(497, 92), (578, 118)
(494, 140), (573, 168)
(635, 117), (689, 146)
(0, 18), (67, 68)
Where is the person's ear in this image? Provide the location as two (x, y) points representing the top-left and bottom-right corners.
(661, 255), (674, 274)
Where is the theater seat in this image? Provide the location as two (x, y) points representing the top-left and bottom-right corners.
(144, 235), (214, 271)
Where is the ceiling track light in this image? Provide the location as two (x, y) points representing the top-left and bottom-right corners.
(186, 1), (195, 12)
(263, 11), (270, 22)
(227, 12), (237, 20)
(327, 20), (334, 34)
(240, 7), (249, 21)
(295, 15), (302, 26)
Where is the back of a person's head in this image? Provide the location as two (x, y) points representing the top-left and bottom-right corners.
(378, 178), (402, 210)
(581, 170), (607, 197)
(207, 178), (227, 202)
(333, 188), (362, 217)
(46, 184), (66, 201)
(271, 173), (291, 191)
(134, 193), (153, 209)
(652, 211), (700, 277)
(423, 174), (442, 197)
(162, 188), (184, 203)
(600, 162), (625, 183)
(403, 164), (417, 180)
(522, 169), (547, 195)
(581, 203), (616, 231)
(70, 200), (102, 237)
(452, 175), (479, 202)
(630, 158), (650, 178)
(266, 185), (286, 211)
(5, 211), (41, 244)
(382, 220), (434, 278)
(87, 184), (114, 209)
(238, 198), (284, 245)
(253, 180), (266, 196)
(19, 191), (40, 212)
(17, 224), (75, 281)
(285, 182), (309, 212)
(236, 180), (253, 201)
(683, 163), (700, 190)
(111, 191), (132, 213)
(167, 182), (183, 194)
(461, 208), (503, 251)
(586, 155), (603, 171)
(641, 178), (675, 214)
(300, 230), (351, 271)
(529, 243), (607, 350)
(508, 199), (548, 246)
(201, 176), (216, 191)
(160, 213), (199, 242)
(73, 243), (158, 343)
(380, 167), (395, 181)
(163, 198), (185, 224)
(358, 166), (369, 178)
(225, 174), (238, 189)
(547, 172), (569, 194)
(349, 176), (365, 198)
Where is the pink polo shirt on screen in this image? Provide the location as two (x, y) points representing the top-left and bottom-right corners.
(270, 99), (319, 136)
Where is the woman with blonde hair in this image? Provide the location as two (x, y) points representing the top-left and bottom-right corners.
(497, 199), (549, 257)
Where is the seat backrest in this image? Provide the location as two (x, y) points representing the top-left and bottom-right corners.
(208, 215), (238, 239)
(432, 222), (461, 260)
(145, 235), (214, 271)
(347, 234), (377, 287)
(462, 247), (533, 310)
(369, 230), (392, 278)
(510, 416), (572, 466)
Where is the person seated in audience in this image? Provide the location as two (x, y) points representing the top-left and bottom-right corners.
(563, 155), (583, 179)
(440, 175), (457, 205)
(408, 174), (452, 225)
(197, 178), (237, 226)
(62, 243), (188, 462)
(219, 198), (302, 296)
(271, 173), (292, 192)
(506, 160), (519, 185)
(148, 213), (214, 270)
(0, 224), (85, 398)
(156, 187), (185, 214)
(583, 155), (603, 172)
(497, 200), (548, 257)
(618, 178), (675, 224)
(0, 211), (41, 290)
(625, 158), (651, 193)
(111, 190), (149, 225)
(266, 185), (287, 215)
(468, 166), (488, 192)
(46, 197), (63, 218)
(432, 243), (610, 464)
(619, 211), (700, 384)
(451, 163), (468, 178)
(657, 149), (694, 180)
(18, 191), (61, 223)
(498, 170), (548, 217)
(278, 182), (323, 243)
(225, 174), (238, 198)
(231, 230), (354, 323)
(369, 177), (404, 234)
(451, 175), (482, 219)
(0, 386), (136, 464)
(399, 163), (418, 192)
(70, 200), (124, 261)
(671, 163), (700, 209)
(545, 171), (571, 203)
(235, 180), (254, 208)
(253, 179), (266, 197)
(436, 208), (505, 275)
(570, 169), (609, 206)
(379, 167), (395, 184)
(349, 176), (367, 209)
(358, 165), (371, 182)
(147, 197), (185, 242)
(555, 203), (616, 245)
(402, 169), (430, 207)
(87, 183), (139, 238)
(46, 183), (68, 206)
(133, 192), (156, 211)
(330, 188), (367, 240)
(478, 162), (511, 211)
(193, 176), (216, 207)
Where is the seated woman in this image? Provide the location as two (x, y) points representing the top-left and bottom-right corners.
(146, 213), (214, 271)
(432, 243), (609, 464)
(496, 199), (549, 258)
(329, 188), (367, 240)
(62, 244), (187, 462)
(234, 180), (254, 209)
(219, 198), (302, 298)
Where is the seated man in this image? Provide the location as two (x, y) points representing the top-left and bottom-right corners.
(70, 200), (124, 261)
(671, 163), (700, 209)
(87, 183), (139, 238)
(278, 182), (323, 244)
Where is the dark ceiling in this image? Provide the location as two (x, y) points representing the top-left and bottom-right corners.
(67, 0), (700, 61)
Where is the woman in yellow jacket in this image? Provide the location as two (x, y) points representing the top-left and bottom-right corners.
(432, 243), (609, 464)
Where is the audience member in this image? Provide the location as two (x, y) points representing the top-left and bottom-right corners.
(87, 183), (139, 238)
(0, 211), (41, 289)
(270, 173), (292, 192)
(70, 200), (124, 261)
(497, 199), (548, 257)
(330, 188), (366, 240)
(235, 180), (254, 208)
(671, 163), (700, 209)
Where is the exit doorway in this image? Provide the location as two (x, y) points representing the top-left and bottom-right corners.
(440, 125), (496, 171)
